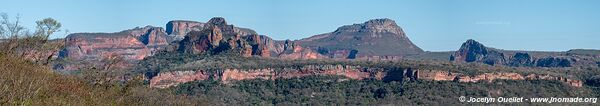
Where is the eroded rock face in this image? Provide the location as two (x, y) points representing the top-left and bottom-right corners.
(449, 40), (598, 67)
(278, 44), (328, 59)
(416, 70), (582, 87)
(535, 57), (573, 67)
(149, 65), (583, 88)
(165, 20), (205, 36)
(296, 18), (424, 59)
(150, 65), (389, 88)
(451, 39), (506, 65)
(173, 17), (268, 57)
(60, 26), (169, 61)
(149, 71), (210, 88)
(334, 18), (405, 35)
(508, 52), (534, 67)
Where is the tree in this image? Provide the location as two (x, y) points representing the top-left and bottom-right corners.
(0, 13), (66, 65)
(0, 13), (27, 54)
(34, 18), (61, 43)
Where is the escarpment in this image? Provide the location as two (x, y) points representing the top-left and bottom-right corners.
(148, 65), (583, 88)
(59, 18), (432, 62)
(59, 26), (170, 61)
(172, 17), (269, 57)
(450, 39), (597, 67)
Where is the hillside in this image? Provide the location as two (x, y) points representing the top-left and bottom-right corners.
(297, 18), (424, 59)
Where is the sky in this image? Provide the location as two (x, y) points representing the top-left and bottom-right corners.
(1, 0), (599, 51)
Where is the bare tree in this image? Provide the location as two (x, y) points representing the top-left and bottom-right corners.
(0, 13), (27, 54)
(0, 13), (67, 65)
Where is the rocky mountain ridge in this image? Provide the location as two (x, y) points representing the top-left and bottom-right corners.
(296, 18), (424, 59)
(59, 26), (170, 61)
(450, 39), (598, 67)
(59, 17), (426, 62)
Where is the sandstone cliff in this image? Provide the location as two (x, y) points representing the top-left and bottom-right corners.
(149, 65), (582, 88)
(450, 39), (506, 65)
(166, 20), (205, 36)
(59, 26), (169, 61)
(172, 17), (269, 57)
(417, 70), (582, 87)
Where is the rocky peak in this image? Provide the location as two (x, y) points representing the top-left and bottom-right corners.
(462, 39), (488, 57)
(139, 26), (168, 46)
(451, 39), (505, 65)
(508, 52), (533, 67)
(334, 18), (404, 36)
(207, 17), (227, 26)
(452, 39), (488, 62)
(60, 26), (169, 61)
(535, 57), (573, 67)
(173, 17), (268, 57)
(165, 20), (204, 35)
(450, 39), (585, 67)
(297, 18), (423, 58)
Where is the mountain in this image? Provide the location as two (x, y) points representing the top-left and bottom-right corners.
(58, 18), (425, 61)
(171, 17), (269, 57)
(59, 26), (170, 61)
(450, 39), (600, 67)
(450, 39), (506, 65)
(296, 18), (424, 59)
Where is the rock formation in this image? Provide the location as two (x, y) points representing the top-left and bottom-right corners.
(149, 71), (209, 88)
(165, 20), (205, 36)
(149, 65), (582, 88)
(172, 17), (269, 57)
(296, 18), (424, 59)
(535, 57), (573, 67)
(59, 18), (430, 61)
(450, 39), (588, 67)
(59, 26), (169, 61)
(508, 52), (534, 67)
(450, 39), (506, 65)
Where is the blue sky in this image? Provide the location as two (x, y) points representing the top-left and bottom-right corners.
(1, 0), (599, 51)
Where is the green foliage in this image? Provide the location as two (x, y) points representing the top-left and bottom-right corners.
(34, 18), (61, 42)
(172, 75), (595, 105)
(133, 51), (207, 79)
(0, 54), (215, 105)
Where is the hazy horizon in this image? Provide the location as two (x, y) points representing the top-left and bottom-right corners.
(2, 0), (599, 51)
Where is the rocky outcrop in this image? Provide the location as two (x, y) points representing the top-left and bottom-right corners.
(333, 18), (405, 35)
(173, 17), (268, 57)
(449, 40), (598, 68)
(508, 52), (533, 67)
(149, 71), (210, 88)
(149, 65), (583, 88)
(535, 57), (573, 67)
(165, 20), (205, 36)
(59, 26), (169, 61)
(277, 43), (328, 59)
(59, 18), (428, 61)
(450, 39), (506, 65)
(150, 65), (393, 88)
(296, 18), (424, 59)
(416, 70), (582, 87)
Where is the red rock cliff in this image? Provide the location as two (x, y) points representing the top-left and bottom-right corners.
(166, 20), (205, 36)
(173, 17), (269, 57)
(60, 26), (169, 61)
(149, 66), (583, 88)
